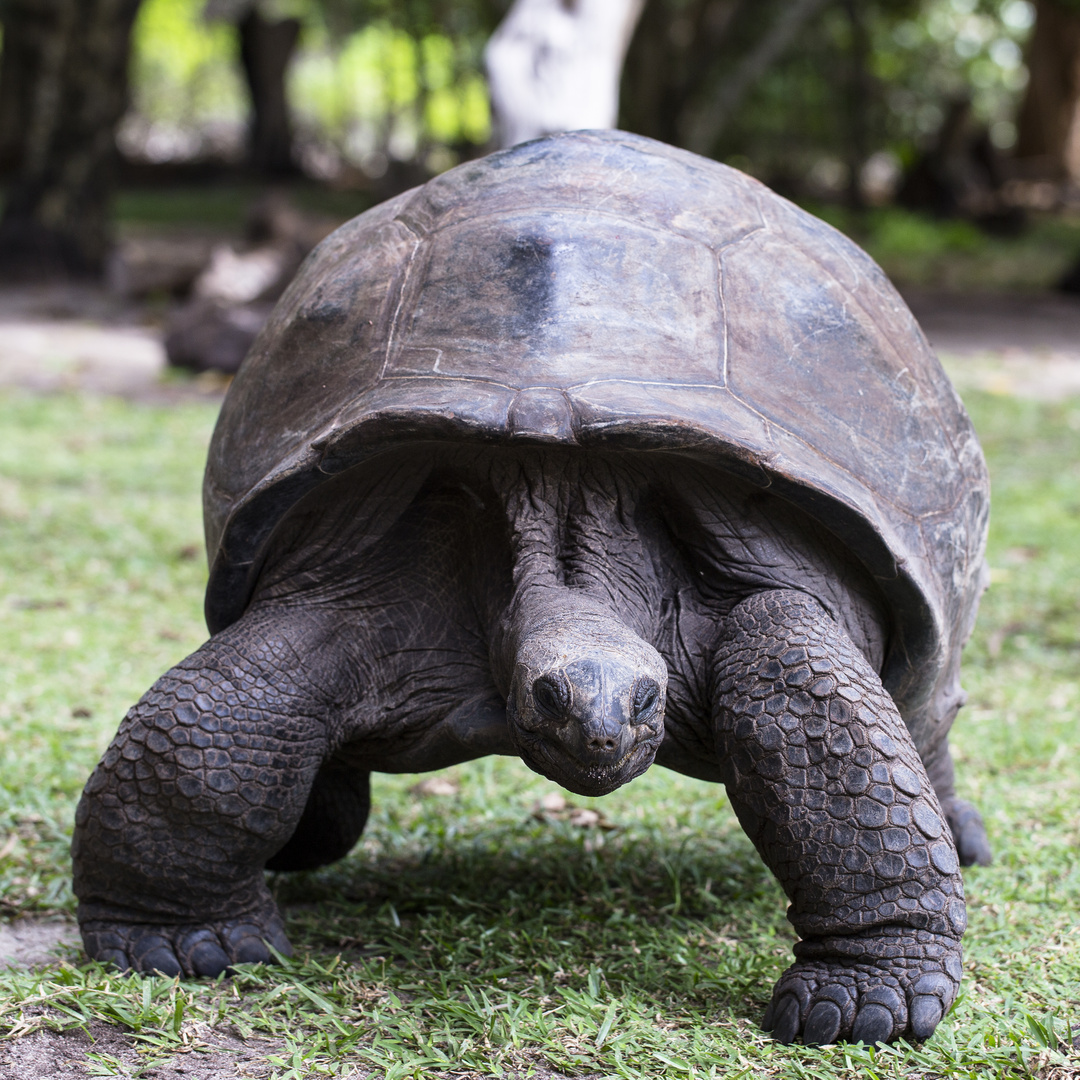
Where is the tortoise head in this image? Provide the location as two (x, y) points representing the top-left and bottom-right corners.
(506, 613), (667, 797)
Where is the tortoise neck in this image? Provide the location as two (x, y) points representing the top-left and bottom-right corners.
(487, 450), (659, 688)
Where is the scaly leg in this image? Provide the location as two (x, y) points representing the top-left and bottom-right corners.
(265, 763), (370, 872)
(711, 590), (966, 1045)
(73, 607), (351, 977)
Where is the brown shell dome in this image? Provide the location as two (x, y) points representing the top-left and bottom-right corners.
(203, 130), (988, 755)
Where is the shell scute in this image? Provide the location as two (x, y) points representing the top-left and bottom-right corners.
(386, 213), (724, 389)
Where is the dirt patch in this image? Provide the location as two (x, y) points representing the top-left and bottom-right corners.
(0, 1020), (280, 1079)
(0, 919), (81, 968)
(0, 319), (166, 394)
(940, 349), (1080, 400)
(0, 317), (230, 404)
(0, 923), (284, 1078)
(0, 285), (228, 404)
(904, 289), (1080, 401)
(903, 289), (1080, 357)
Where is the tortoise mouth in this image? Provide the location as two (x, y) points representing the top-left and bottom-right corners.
(514, 726), (661, 797)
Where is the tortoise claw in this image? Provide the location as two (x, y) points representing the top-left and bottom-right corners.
(130, 934), (182, 978)
(761, 933), (959, 1045)
(851, 1002), (897, 1045)
(804, 1000), (843, 1045)
(81, 903), (291, 978)
(771, 994), (802, 1044)
(910, 995), (945, 1040)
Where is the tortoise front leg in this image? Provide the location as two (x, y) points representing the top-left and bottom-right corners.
(711, 590), (966, 1045)
(72, 608), (352, 977)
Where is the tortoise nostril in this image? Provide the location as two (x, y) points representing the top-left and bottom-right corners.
(589, 736), (617, 752)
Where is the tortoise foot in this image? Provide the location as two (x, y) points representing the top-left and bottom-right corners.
(762, 929), (962, 1045)
(81, 901), (292, 977)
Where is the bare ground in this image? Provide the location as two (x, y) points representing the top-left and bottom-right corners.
(904, 289), (1080, 400)
(0, 919), (81, 968)
(0, 919), (284, 1078)
(0, 286), (231, 403)
(0, 1021), (281, 1080)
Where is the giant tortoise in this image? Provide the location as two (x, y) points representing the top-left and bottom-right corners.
(74, 130), (990, 1046)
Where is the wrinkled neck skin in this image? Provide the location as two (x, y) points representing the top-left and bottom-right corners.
(488, 454), (668, 797)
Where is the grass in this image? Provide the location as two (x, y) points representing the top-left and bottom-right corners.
(803, 205), (1080, 293)
(114, 184), (377, 236)
(0, 388), (1078, 1078)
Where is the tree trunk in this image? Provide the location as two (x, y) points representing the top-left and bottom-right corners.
(619, 0), (744, 147)
(680, 0), (831, 155)
(842, 0), (871, 209)
(0, 0), (44, 175)
(0, 0), (142, 279)
(238, 7), (301, 176)
(1015, 0), (1080, 180)
(484, 0), (646, 149)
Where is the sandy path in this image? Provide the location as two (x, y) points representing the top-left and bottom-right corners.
(0, 286), (228, 402)
(904, 290), (1080, 400)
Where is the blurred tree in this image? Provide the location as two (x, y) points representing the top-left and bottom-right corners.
(896, 94), (1018, 227)
(1015, 0), (1080, 179)
(681, 0), (833, 154)
(295, 0), (500, 182)
(240, 5), (302, 174)
(839, 0), (873, 207)
(120, 0), (244, 166)
(620, 0), (833, 153)
(0, 2), (36, 173)
(122, 0), (498, 181)
(485, 0), (645, 148)
(0, 0), (143, 278)
(205, 0), (303, 175)
(621, 0), (1032, 204)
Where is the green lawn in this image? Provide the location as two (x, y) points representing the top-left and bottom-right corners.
(114, 184), (376, 237)
(0, 388), (1076, 1078)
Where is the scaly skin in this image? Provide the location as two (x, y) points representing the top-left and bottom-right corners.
(73, 613), (337, 976)
(712, 590), (965, 1044)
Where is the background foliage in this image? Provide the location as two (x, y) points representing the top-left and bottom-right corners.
(710, 0), (1034, 190)
(124, 0), (496, 177)
(121, 0), (1039, 189)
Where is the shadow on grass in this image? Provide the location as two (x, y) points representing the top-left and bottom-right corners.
(270, 817), (791, 1016)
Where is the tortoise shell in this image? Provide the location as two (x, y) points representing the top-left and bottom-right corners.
(203, 130), (988, 755)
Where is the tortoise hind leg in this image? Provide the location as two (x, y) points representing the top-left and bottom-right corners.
(945, 798), (991, 868)
(922, 741), (991, 867)
(266, 764), (370, 871)
(710, 589), (966, 1045)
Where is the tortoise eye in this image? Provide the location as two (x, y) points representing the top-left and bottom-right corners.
(632, 678), (661, 720)
(532, 676), (570, 719)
